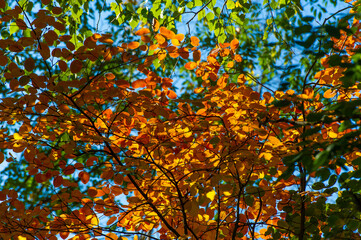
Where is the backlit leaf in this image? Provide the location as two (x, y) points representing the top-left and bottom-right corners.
(190, 36), (200, 47)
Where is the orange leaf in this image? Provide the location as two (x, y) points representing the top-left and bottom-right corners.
(106, 233), (119, 240)
(135, 28), (150, 35)
(160, 27), (175, 39)
(156, 49), (167, 60)
(105, 73), (115, 80)
(103, 48), (112, 61)
(128, 41), (140, 49)
(230, 38), (239, 50)
(175, 33), (185, 42)
(116, 79), (130, 88)
(167, 90), (177, 99)
(227, 61), (234, 68)
(190, 36), (200, 47)
(185, 62), (197, 70)
(152, 18), (160, 32)
(99, 35), (114, 44)
(70, 59), (82, 73)
(234, 54), (243, 62)
(155, 34), (166, 44)
(59, 232), (69, 240)
(132, 79), (146, 89)
(324, 89), (336, 99)
(93, 33), (102, 40)
(217, 74), (228, 88)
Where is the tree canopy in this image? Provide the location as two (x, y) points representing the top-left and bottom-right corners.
(1, 0), (361, 239)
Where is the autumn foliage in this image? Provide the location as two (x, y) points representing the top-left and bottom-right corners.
(1, 0), (361, 239)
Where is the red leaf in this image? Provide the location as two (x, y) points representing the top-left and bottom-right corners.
(79, 171), (90, 184)
(53, 176), (63, 187)
(70, 59), (82, 73)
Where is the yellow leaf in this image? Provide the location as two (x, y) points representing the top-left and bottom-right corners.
(268, 136), (282, 147)
(18, 236), (27, 240)
(328, 131), (338, 138)
(86, 215), (99, 226)
(260, 152), (272, 160)
(14, 133), (23, 140)
(206, 190), (216, 201)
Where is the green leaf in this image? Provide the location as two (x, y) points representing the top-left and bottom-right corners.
(198, 9), (206, 21)
(195, 0), (202, 7)
(295, 24), (312, 35)
(316, 168), (330, 182)
(285, 7), (295, 19)
(244, 195), (254, 206)
(226, 25), (235, 35)
(217, 33), (226, 43)
(314, 151), (329, 170)
(227, 0), (235, 9)
(209, 136), (220, 147)
(272, 99), (291, 107)
(307, 112), (324, 122)
(312, 182), (325, 190)
(278, 165), (295, 181)
(186, 1), (194, 9)
(129, 17), (139, 29)
(325, 25), (341, 39)
(328, 175), (337, 187)
(328, 54), (343, 66)
(10, 22), (20, 35)
(206, 12), (215, 21)
(339, 120), (352, 132)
